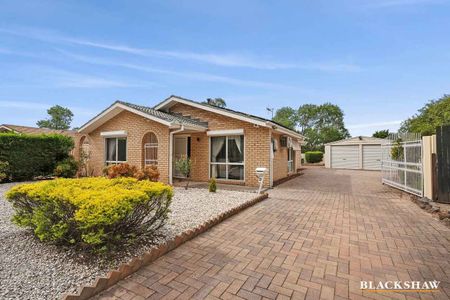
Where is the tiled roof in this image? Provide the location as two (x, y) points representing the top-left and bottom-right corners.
(0, 124), (78, 137)
(154, 95), (302, 136)
(117, 101), (208, 128)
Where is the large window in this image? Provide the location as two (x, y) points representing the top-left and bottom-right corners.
(210, 135), (244, 180)
(105, 137), (127, 165)
(143, 132), (158, 166)
(288, 147), (294, 173)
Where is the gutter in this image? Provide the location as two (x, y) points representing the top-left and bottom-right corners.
(168, 125), (185, 185)
(266, 121), (304, 140)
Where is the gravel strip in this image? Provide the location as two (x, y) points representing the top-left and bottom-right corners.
(0, 182), (256, 299)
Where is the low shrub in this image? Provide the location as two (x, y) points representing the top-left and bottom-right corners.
(105, 163), (160, 182)
(0, 133), (74, 181)
(6, 177), (172, 250)
(305, 151), (323, 163)
(209, 177), (217, 193)
(54, 156), (79, 178)
(105, 163), (138, 179)
(134, 165), (160, 182)
(0, 161), (8, 182)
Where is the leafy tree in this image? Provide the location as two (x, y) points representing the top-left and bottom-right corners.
(400, 95), (450, 135)
(298, 103), (350, 151)
(297, 104), (318, 134)
(273, 102), (349, 151)
(372, 130), (390, 139)
(272, 107), (298, 129)
(203, 98), (227, 108)
(37, 105), (73, 130)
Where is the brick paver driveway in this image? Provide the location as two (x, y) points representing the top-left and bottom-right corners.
(96, 167), (450, 300)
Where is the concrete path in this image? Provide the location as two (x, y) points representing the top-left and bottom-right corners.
(95, 167), (450, 300)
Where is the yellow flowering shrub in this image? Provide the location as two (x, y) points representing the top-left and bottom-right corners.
(6, 177), (173, 249)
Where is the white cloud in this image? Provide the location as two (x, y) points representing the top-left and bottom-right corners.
(0, 27), (361, 72)
(366, 0), (445, 8)
(0, 100), (49, 110)
(347, 120), (402, 136)
(347, 120), (402, 129)
(45, 70), (144, 88)
(56, 50), (303, 90)
(0, 100), (94, 116)
(0, 63), (153, 89)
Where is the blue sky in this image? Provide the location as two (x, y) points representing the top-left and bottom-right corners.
(0, 0), (449, 136)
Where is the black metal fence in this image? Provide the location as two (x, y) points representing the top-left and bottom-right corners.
(436, 125), (450, 203)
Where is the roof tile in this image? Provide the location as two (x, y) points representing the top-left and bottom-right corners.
(117, 101), (208, 128)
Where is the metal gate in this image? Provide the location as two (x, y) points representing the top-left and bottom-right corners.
(381, 133), (423, 196)
(436, 125), (450, 203)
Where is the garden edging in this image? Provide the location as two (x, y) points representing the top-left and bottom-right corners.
(61, 192), (269, 300)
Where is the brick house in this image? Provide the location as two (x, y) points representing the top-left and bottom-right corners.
(78, 95), (303, 188)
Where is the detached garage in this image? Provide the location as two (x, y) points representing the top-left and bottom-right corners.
(324, 136), (385, 170)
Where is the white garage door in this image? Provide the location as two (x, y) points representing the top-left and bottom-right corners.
(362, 145), (381, 170)
(331, 145), (360, 169)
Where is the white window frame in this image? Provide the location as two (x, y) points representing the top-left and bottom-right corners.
(105, 137), (127, 165)
(144, 133), (158, 166)
(288, 147), (294, 173)
(144, 143), (158, 166)
(209, 135), (245, 181)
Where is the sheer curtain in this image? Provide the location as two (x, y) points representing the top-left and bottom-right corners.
(107, 138), (116, 162)
(228, 136), (243, 162)
(211, 137), (225, 162)
(211, 137), (225, 178)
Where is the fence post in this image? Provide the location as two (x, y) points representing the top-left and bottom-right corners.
(436, 126), (450, 203)
(422, 136), (434, 200)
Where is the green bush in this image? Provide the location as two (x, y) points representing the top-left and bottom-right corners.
(0, 133), (74, 181)
(6, 177), (172, 250)
(209, 177), (217, 193)
(305, 151), (323, 163)
(0, 161), (8, 182)
(54, 156), (79, 178)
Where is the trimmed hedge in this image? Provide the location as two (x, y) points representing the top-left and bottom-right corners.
(6, 177), (172, 249)
(0, 161), (8, 182)
(0, 133), (74, 181)
(305, 151), (323, 163)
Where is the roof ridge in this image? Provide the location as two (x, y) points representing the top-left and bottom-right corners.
(117, 100), (208, 128)
(158, 95), (302, 135)
(1, 123), (77, 133)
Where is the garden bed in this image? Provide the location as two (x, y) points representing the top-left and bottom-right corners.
(0, 182), (257, 299)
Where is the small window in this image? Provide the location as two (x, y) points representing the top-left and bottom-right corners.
(105, 137), (127, 165)
(288, 147), (294, 173)
(143, 132), (158, 166)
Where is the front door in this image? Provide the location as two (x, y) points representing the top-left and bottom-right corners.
(173, 136), (188, 178)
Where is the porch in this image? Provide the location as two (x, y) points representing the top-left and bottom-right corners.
(170, 130), (246, 186)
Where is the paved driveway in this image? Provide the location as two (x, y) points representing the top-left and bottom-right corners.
(96, 167), (450, 300)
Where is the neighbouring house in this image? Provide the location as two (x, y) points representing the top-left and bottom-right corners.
(78, 95), (303, 187)
(324, 136), (386, 170)
(0, 124), (83, 158)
